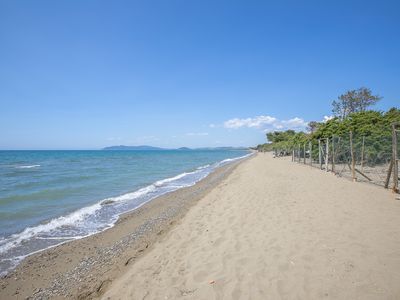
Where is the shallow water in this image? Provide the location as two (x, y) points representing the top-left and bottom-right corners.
(0, 149), (250, 275)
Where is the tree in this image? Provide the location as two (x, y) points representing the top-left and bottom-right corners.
(332, 87), (382, 119)
(307, 121), (319, 133)
(266, 130), (295, 143)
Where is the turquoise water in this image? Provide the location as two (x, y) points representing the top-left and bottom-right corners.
(0, 149), (250, 275)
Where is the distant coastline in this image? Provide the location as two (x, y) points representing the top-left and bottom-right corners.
(102, 145), (249, 151)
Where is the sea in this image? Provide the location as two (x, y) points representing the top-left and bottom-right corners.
(0, 149), (251, 275)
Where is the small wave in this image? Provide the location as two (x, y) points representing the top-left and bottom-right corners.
(0, 185), (160, 256)
(102, 184), (157, 203)
(154, 167), (211, 187)
(196, 164), (210, 170)
(155, 172), (192, 187)
(216, 153), (253, 166)
(0, 202), (102, 254)
(16, 165), (40, 169)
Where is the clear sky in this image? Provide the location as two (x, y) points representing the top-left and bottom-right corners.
(1, 0), (399, 150)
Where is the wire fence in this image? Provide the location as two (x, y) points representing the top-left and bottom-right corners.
(290, 124), (399, 193)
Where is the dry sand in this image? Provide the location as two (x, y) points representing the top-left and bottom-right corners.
(103, 153), (400, 300)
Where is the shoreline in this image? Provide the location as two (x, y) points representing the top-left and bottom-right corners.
(0, 151), (252, 276)
(0, 155), (251, 299)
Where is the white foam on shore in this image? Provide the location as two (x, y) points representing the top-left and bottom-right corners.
(154, 169), (205, 187)
(101, 184), (157, 204)
(196, 164), (210, 170)
(0, 202), (103, 254)
(217, 153), (253, 166)
(0, 183), (168, 258)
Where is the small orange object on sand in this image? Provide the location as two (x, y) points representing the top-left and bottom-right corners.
(209, 280), (215, 284)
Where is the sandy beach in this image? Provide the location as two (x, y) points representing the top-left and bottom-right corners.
(2, 1), (399, 299)
(2, 152), (400, 299)
(103, 153), (400, 300)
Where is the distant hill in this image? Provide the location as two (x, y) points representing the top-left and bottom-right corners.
(102, 145), (249, 151)
(102, 145), (167, 151)
(196, 147), (249, 151)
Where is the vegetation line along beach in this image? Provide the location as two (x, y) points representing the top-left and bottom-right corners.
(256, 88), (400, 191)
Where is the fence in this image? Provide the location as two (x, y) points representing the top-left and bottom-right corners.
(291, 124), (399, 193)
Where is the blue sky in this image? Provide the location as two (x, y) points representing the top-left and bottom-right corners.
(1, 0), (399, 149)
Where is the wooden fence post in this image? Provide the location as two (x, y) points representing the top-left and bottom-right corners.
(298, 144), (301, 163)
(350, 131), (356, 181)
(325, 138), (329, 172)
(392, 124), (399, 193)
(292, 149), (294, 162)
(361, 136), (365, 171)
(303, 143), (306, 164)
(309, 141), (312, 166)
(318, 139), (322, 170)
(331, 136), (335, 173)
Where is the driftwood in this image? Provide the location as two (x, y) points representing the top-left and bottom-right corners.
(392, 124), (399, 192)
(385, 160), (393, 188)
(346, 163), (372, 182)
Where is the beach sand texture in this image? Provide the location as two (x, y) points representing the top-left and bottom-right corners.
(103, 153), (400, 300)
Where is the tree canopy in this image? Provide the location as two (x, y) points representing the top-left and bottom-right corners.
(332, 87), (382, 119)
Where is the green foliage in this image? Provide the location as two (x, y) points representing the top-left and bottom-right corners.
(260, 107), (400, 155)
(312, 109), (400, 165)
(259, 86), (398, 155)
(313, 109), (400, 139)
(266, 130), (295, 143)
(260, 130), (309, 152)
